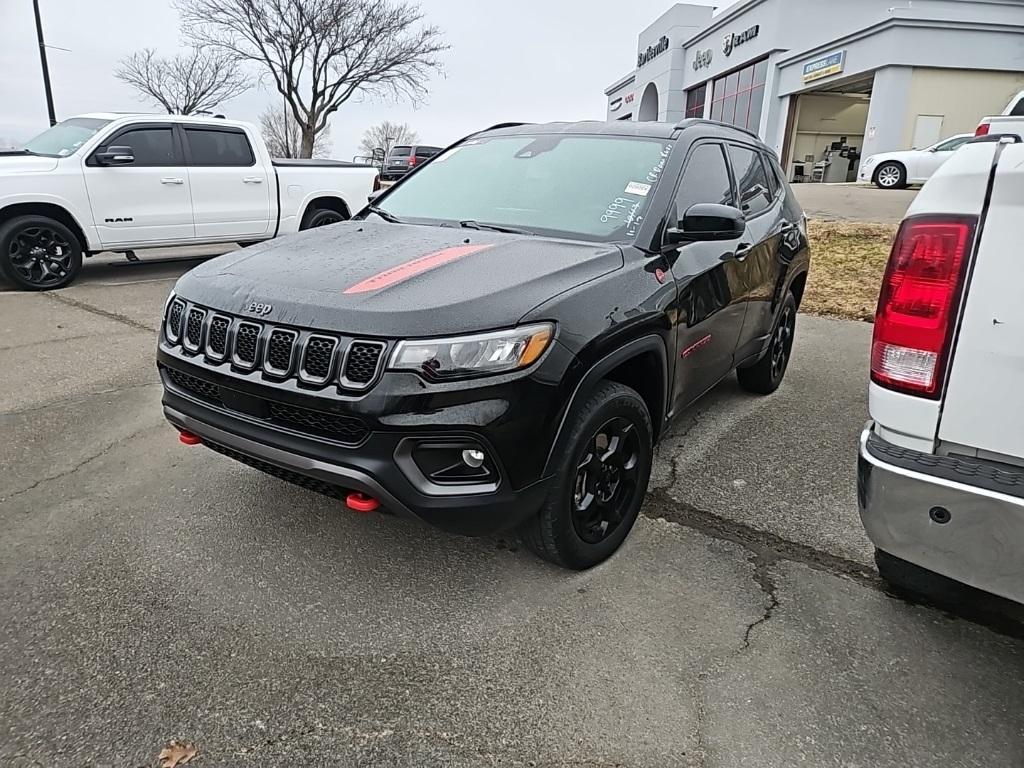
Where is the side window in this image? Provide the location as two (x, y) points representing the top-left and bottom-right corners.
(727, 145), (773, 217)
(185, 128), (255, 166)
(935, 136), (970, 152)
(762, 152), (786, 198)
(1009, 97), (1024, 117)
(99, 127), (177, 166)
(675, 143), (735, 217)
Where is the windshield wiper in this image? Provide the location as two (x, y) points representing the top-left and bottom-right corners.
(459, 220), (533, 235)
(0, 148), (32, 156)
(365, 205), (404, 224)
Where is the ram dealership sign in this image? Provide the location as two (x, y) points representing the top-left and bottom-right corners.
(723, 24), (760, 56)
(638, 36), (670, 68)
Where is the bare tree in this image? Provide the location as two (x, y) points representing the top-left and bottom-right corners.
(260, 105), (332, 158)
(358, 120), (419, 160)
(116, 47), (250, 115)
(176, 0), (447, 157)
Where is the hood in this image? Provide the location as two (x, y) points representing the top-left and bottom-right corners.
(0, 153), (59, 174)
(175, 220), (623, 336)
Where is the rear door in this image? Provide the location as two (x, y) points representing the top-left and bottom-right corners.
(182, 126), (271, 239)
(725, 143), (789, 357)
(82, 122), (195, 246)
(937, 142), (1024, 462)
(668, 141), (749, 407)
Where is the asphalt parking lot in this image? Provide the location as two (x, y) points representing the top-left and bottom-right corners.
(2, 251), (1023, 767)
(792, 182), (918, 224)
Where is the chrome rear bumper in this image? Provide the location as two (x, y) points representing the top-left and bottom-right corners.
(858, 424), (1024, 604)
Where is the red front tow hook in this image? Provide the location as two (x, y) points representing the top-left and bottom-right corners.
(346, 492), (380, 513)
(178, 430), (203, 446)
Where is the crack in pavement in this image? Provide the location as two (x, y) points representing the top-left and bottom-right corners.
(44, 292), (157, 334)
(0, 422), (164, 502)
(0, 381), (161, 418)
(741, 552), (780, 651)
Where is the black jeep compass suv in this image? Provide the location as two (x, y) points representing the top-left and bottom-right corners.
(158, 119), (810, 569)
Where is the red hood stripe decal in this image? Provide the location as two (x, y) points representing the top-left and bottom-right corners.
(343, 243), (495, 295)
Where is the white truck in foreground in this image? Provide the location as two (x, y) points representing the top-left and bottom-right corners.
(859, 134), (1024, 605)
(0, 113), (379, 290)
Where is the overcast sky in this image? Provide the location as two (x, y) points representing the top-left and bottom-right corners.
(0, 0), (738, 157)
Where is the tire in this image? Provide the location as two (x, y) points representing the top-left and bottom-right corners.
(0, 215), (83, 291)
(737, 291), (797, 395)
(875, 549), (974, 606)
(521, 381), (653, 570)
(874, 161), (907, 190)
(300, 207), (347, 230)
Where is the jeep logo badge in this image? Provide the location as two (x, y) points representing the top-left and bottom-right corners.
(246, 301), (273, 316)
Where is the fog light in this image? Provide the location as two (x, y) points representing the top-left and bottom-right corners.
(462, 449), (486, 468)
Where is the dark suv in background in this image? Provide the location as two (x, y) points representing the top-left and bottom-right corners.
(158, 119), (810, 569)
(382, 144), (443, 181)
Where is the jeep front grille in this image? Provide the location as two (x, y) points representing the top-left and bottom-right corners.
(162, 300), (388, 393)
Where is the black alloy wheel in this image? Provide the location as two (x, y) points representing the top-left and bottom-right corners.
(301, 208), (346, 230)
(0, 215), (83, 291)
(737, 291), (798, 395)
(571, 417), (642, 544)
(522, 380), (653, 570)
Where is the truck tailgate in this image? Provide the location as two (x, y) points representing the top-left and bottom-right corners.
(938, 143), (1024, 460)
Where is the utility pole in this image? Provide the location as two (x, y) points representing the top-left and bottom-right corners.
(33, 0), (57, 126)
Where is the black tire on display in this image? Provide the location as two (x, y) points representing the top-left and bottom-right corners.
(300, 207), (347, 230)
(0, 215), (83, 291)
(522, 381), (653, 570)
(874, 161), (907, 190)
(737, 291), (797, 396)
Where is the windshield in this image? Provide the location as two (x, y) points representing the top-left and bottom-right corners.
(22, 117), (111, 157)
(378, 134), (673, 242)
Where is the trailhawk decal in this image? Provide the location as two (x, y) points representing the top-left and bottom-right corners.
(343, 244), (495, 295)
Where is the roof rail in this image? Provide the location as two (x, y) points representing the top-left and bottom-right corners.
(673, 117), (761, 141)
(480, 122), (533, 132)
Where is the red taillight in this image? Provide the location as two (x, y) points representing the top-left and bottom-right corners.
(871, 216), (976, 398)
(372, 174), (381, 192)
(408, 155), (418, 167)
(975, 122), (991, 136)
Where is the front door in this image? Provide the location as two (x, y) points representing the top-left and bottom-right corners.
(667, 141), (750, 409)
(182, 126), (272, 240)
(82, 123), (195, 246)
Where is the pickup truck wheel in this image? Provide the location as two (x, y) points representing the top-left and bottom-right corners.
(737, 292), (796, 395)
(522, 381), (652, 570)
(0, 215), (83, 291)
(300, 207), (347, 230)
(874, 162), (907, 189)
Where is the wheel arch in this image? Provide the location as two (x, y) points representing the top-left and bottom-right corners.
(299, 195), (351, 227)
(543, 335), (668, 477)
(0, 202), (90, 252)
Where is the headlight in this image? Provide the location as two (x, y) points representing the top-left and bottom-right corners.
(390, 323), (554, 379)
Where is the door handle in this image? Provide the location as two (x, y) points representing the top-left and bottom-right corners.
(734, 243), (754, 262)
(160, 177), (184, 185)
(243, 177), (264, 184)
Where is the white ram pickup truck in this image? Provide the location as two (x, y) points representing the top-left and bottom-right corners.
(859, 134), (1024, 605)
(0, 113), (379, 290)
(974, 89), (1024, 139)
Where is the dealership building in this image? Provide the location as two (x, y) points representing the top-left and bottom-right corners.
(605, 0), (1024, 181)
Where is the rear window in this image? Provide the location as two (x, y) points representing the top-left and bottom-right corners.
(390, 146), (412, 157)
(185, 128), (255, 166)
(1009, 97), (1024, 117)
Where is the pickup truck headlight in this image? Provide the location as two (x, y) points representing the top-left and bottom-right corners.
(390, 323), (554, 379)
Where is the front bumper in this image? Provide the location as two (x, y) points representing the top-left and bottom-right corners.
(858, 423), (1024, 604)
(158, 343), (566, 536)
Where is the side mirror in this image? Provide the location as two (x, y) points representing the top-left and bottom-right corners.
(367, 189), (385, 203)
(95, 146), (135, 166)
(665, 203), (746, 245)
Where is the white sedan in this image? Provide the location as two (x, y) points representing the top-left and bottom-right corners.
(858, 134), (974, 189)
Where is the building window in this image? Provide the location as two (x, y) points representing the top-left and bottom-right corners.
(709, 58), (768, 133)
(685, 84), (707, 119)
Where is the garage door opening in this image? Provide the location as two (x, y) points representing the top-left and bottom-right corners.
(782, 73), (872, 183)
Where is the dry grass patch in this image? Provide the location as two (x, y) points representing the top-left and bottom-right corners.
(803, 219), (897, 321)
